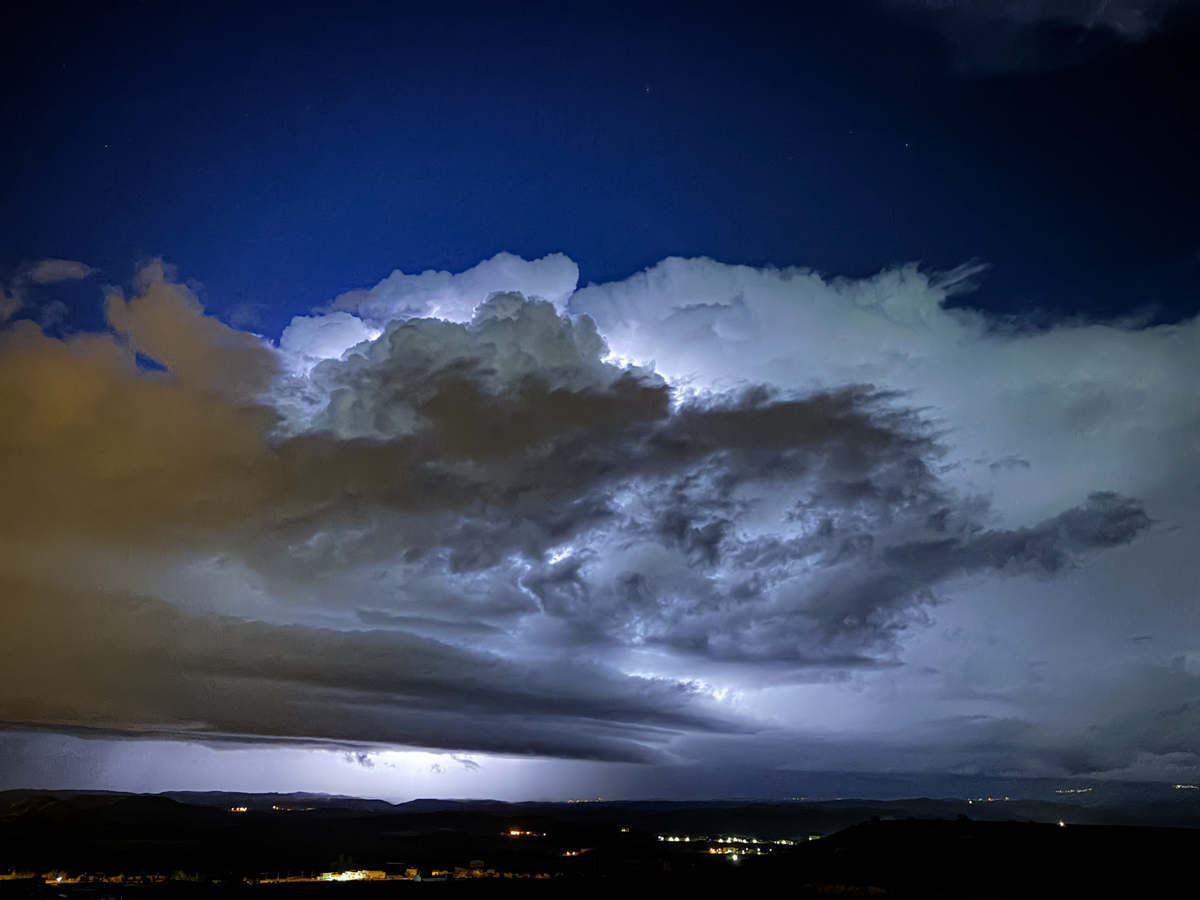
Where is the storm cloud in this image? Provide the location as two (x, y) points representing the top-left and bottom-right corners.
(0, 252), (1188, 784)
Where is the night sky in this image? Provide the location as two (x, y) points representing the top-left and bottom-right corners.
(3, 0), (1200, 800)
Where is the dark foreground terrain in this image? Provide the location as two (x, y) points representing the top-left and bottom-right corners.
(1, 791), (1197, 897)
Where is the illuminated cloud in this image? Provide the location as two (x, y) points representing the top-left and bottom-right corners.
(327, 251), (579, 325)
(568, 256), (1200, 528)
(0, 577), (722, 762)
(278, 311), (379, 376)
(106, 261), (278, 402)
(0, 253), (1194, 784)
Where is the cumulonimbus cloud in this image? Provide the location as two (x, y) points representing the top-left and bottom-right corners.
(0, 252), (1188, 778)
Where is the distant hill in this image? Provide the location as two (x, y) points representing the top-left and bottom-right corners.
(0, 792), (1196, 897)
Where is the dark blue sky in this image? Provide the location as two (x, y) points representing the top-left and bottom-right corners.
(4, 0), (1199, 338)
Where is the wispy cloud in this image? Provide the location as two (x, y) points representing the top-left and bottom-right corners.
(21, 258), (93, 284)
(885, 0), (1189, 72)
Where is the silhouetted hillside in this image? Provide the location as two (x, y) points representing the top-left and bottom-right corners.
(0, 792), (1197, 897)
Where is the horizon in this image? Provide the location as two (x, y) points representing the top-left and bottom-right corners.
(8, 776), (1200, 814)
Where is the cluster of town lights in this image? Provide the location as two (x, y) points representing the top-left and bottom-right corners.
(4, 866), (567, 885)
(658, 835), (796, 845)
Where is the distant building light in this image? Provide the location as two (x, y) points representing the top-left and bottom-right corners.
(317, 870), (386, 882)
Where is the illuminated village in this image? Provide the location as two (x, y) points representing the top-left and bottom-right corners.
(0, 830), (799, 886)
